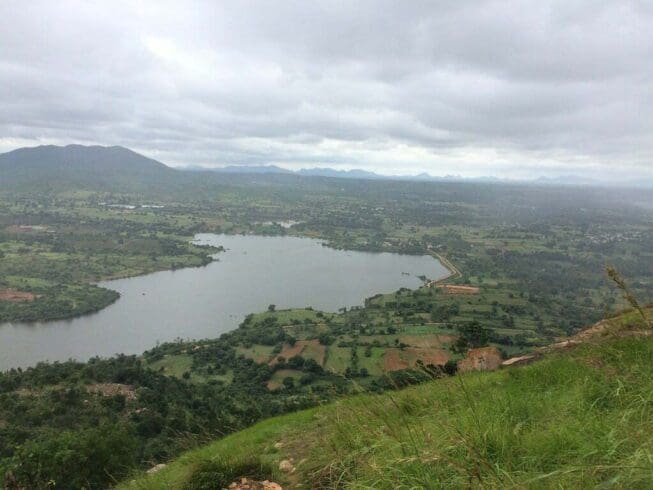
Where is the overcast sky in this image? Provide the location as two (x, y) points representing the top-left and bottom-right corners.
(1, 1), (652, 179)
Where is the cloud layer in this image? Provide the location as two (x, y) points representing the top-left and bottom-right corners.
(1, 0), (652, 178)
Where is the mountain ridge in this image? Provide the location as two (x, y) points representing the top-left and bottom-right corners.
(2, 144), (652, 189)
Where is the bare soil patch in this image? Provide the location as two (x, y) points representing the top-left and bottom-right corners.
(0, 289), (36, 303)
(383, 349), (410, 371)
(458, 346), (502, 373)
(269, 342), (304, 366)
(436, 284), (480, 295)
(298, 339), (326, 366)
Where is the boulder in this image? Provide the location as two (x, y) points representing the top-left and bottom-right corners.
(502, 354), (536, 367)
(279, 459), (295, 473)
(146, 463), (166, 474)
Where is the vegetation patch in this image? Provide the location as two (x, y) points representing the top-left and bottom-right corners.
(124, 326), (653, 489)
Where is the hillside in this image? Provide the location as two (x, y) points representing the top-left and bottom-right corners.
(122, 308), (653, 489)
(0, 144), (179, 192)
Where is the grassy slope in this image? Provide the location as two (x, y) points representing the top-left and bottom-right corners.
(122, 311), (653, 489)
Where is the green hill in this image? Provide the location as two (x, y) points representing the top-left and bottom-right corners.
(121, 309), (653, 489)
(0, 144), (181, 192)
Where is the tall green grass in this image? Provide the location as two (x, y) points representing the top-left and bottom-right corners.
(122, 335), (653, 489)
(302, 337), (653, 488)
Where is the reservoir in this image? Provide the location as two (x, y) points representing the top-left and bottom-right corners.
(0, 234), (449, 370)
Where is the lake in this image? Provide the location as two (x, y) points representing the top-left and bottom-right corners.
(0, 234), (449, 370)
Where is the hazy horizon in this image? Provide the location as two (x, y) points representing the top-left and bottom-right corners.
(2, 1), (653, 182)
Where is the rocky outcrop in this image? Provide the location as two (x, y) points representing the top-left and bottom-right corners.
(146, 463), (166, 474)
(228, 478), (282, 489)
(458, 346), (502, 373)
(502, 354), (537, 367)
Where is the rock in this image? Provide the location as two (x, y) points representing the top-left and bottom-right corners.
(273, 441), (284, 449)
(279, 459), (295, 473)
(226, 478), (283, 489)
(146, 463), (166, 474)
(502, 354), (536, 367)
(551, 339), (581, 349)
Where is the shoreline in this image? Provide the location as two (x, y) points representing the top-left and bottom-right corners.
(426, 251), (461, 287)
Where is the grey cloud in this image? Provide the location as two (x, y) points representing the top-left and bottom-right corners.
(1, 0), (652, 179)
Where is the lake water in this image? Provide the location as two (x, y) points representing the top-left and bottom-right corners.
(0, 234), (448, 370)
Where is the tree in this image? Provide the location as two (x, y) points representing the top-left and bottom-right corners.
(267, 304), (276, 312)
(318, 333), (333, 345)
(454, 321), (489, 353)
(282, 376), (294, 389)
(443, 359), (458, 376)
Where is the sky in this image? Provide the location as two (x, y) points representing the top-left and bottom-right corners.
(1, 1), (652, 180)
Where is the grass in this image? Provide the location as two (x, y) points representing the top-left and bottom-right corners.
(251, 308), (328, 325)
(267, 369), (303, 390)
(236, 345), (275, 364)
(147, 354), (232, 383)
(324, 346), (352, 373)
(147, 354), (194, 378)
(121, 312), (653, 489)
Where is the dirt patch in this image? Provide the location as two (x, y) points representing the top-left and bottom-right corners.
(458, 346), (502, 373)
(88, 383), (136, 401)
(436, 284), (480, 295)
(269, 339), (325, 366)
(384, 349), (410, 371)
(383, 347), (450, 372)
(0, 289), (36, 303)
(298, 339), (326, 366)
(6, 224), (50, 233)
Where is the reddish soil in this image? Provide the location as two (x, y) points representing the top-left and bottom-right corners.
(406, 347), (450, 366)
(383, 349), (410, 371)
(300, 339), (326, 366)
(457, 346), (502, 373)
(436, 284), (480, 295)
(269, 339), (325, 366)
(0, 289), (36, 303)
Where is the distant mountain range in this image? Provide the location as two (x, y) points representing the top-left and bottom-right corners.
(1, 145), (651, 191)
(192, 163), (652, 187)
